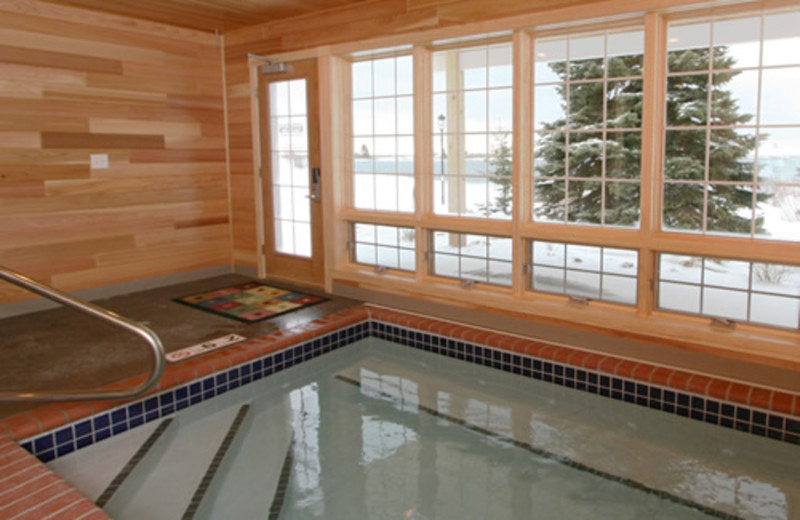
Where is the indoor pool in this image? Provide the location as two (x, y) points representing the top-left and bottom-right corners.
(47, 337), (799, 520)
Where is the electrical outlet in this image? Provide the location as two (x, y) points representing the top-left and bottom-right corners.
(90, 153), (109, 169)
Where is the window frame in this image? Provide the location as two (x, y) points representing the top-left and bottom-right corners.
(531, 25), (647, 228)
(661, 11), (800, 241)
(656, 252), (800, 330)
(323, 0), (800, 368)
(348, 51), (417, 214)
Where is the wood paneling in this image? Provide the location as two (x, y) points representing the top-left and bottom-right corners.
(0, 0), (228, 303)
(222, 0), (612, 269)
(37, 0), (377, 33)
(41, 132), (165, 149)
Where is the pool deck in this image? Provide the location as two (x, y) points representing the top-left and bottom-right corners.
(1, 276), (799, 519)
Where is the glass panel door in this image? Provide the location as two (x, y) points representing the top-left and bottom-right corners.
(259, 59), (324, 287)
(269, 79), (312, 257)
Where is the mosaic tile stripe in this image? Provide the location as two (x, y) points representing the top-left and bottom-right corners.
(268, 431), (295, 520)
(18, 321), (370, 463)
(182, 404), (251, 520)
(368, 320), (800, 446)
(95, 418), (174, 507)
(335, 373), (746, 520)
(4, 305), (799, 517)
(1, 305), (371, 443)
(364, 307), (800, 417)
(14, 316), (800, 470)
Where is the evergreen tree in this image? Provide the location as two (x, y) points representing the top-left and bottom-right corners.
(488, 134), (513, 216)
(534, 54), (642, 226)
(534, 45), (766, 232)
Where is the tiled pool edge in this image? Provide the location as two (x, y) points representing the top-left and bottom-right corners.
(0, 436), (112, 519)
(366, 307), (800, 445)
(1, 303), (798, 519)
(5, 303), (800, 454)
(0, 305), (369, 520)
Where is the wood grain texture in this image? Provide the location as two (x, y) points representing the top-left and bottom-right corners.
(32, 0), (377, 32)
(0, 0), (228, 303)
(41, 132), (165, 149)
(223, 0), (612, 269)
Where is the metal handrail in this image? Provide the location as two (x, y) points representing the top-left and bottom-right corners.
(0, 266), (166, 402)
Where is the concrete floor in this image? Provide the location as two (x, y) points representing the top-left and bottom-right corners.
(0, 274), (360, 419)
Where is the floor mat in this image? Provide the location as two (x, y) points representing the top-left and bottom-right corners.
(174, 281), (327, 323)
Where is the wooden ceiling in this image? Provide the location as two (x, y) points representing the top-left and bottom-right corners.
(40, 0), (375, 33)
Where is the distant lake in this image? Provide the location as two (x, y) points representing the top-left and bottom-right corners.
(355, 157), (800, 181)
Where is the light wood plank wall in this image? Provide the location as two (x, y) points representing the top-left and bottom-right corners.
(223, 0), (609, 269)
(0, 0), (229, 303)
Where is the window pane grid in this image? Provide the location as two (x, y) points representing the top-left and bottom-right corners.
(270, 79), (311, 258)
(658, 254), (800, 329)
(352, 55), (415, 213)
(533, 28), (644, 228)
(664, 11), (800, 241)
(433, 42), (514, 219)
(431, 231), (512, 286)
(529, 240), (638, 305)
(342, 12), (799, 335)
(351, 223), (416, 272)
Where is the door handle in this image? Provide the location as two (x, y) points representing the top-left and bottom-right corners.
(308, 167), (321, 203)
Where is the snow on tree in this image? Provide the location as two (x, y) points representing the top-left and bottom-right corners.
(533, 44), (768, 232)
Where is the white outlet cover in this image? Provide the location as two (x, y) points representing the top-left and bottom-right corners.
(90, 153), (109, 169)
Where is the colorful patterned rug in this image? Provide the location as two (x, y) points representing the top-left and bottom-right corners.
(174, 281), (327, 323)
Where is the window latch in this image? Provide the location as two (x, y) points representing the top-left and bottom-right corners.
(568, 295), (590, 306)
(710, 317), (736, 331)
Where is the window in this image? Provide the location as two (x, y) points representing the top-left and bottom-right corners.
(339, 7), (800, 342)
(352, 55), (415, 212)
(658, 254), (800, 329)
(351, 223), (416, 272)
(533, 28), (644, 227)
(530, 241), (638, 305)
(431, 232), (512, 286)
(432, 41), (514, 218)
(269, 79), (312, 257)
(664, 12), (800, 240)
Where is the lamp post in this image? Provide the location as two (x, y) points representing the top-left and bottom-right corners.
(438, 114), (445, 205)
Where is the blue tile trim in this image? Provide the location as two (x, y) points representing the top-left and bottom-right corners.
(369, 321), (800, 447)
(20, 318), (797, 463)
(20, 321), (368, 463)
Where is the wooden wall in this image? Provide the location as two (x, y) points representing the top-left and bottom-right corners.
(0, 0), (229, 303)
(223, 0), (607, 269)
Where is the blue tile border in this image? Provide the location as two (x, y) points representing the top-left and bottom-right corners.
(19, 321), (370, 463)
(369, 321), (800, 447)
(19, 318), (798, 463)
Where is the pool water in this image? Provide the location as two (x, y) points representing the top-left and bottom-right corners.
(50, 338), (800, 520)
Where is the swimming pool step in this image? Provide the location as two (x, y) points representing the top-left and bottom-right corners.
(47, 419), (167, 502)
(96, 417), (176, 507)
(102, 402), (253, 520)
(191, 396), (296, 520)
(181, 403), (251, 519)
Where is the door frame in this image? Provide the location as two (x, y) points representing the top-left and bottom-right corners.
(251, 57), (326, 289)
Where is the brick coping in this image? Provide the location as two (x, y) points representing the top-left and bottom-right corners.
(1, 304), (798, 519)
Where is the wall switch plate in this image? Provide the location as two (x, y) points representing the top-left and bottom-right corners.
(90, 153), (109, 169)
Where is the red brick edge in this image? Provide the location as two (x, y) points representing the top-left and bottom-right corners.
(0, 305), (369, 520)
(0, 436), (111, 519)
(364, 305), (800, 418)
(1, 303), (797, 520)
(0, 305), (369, 442)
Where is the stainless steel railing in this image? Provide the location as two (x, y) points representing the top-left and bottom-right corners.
(0, 266), (166, 402)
